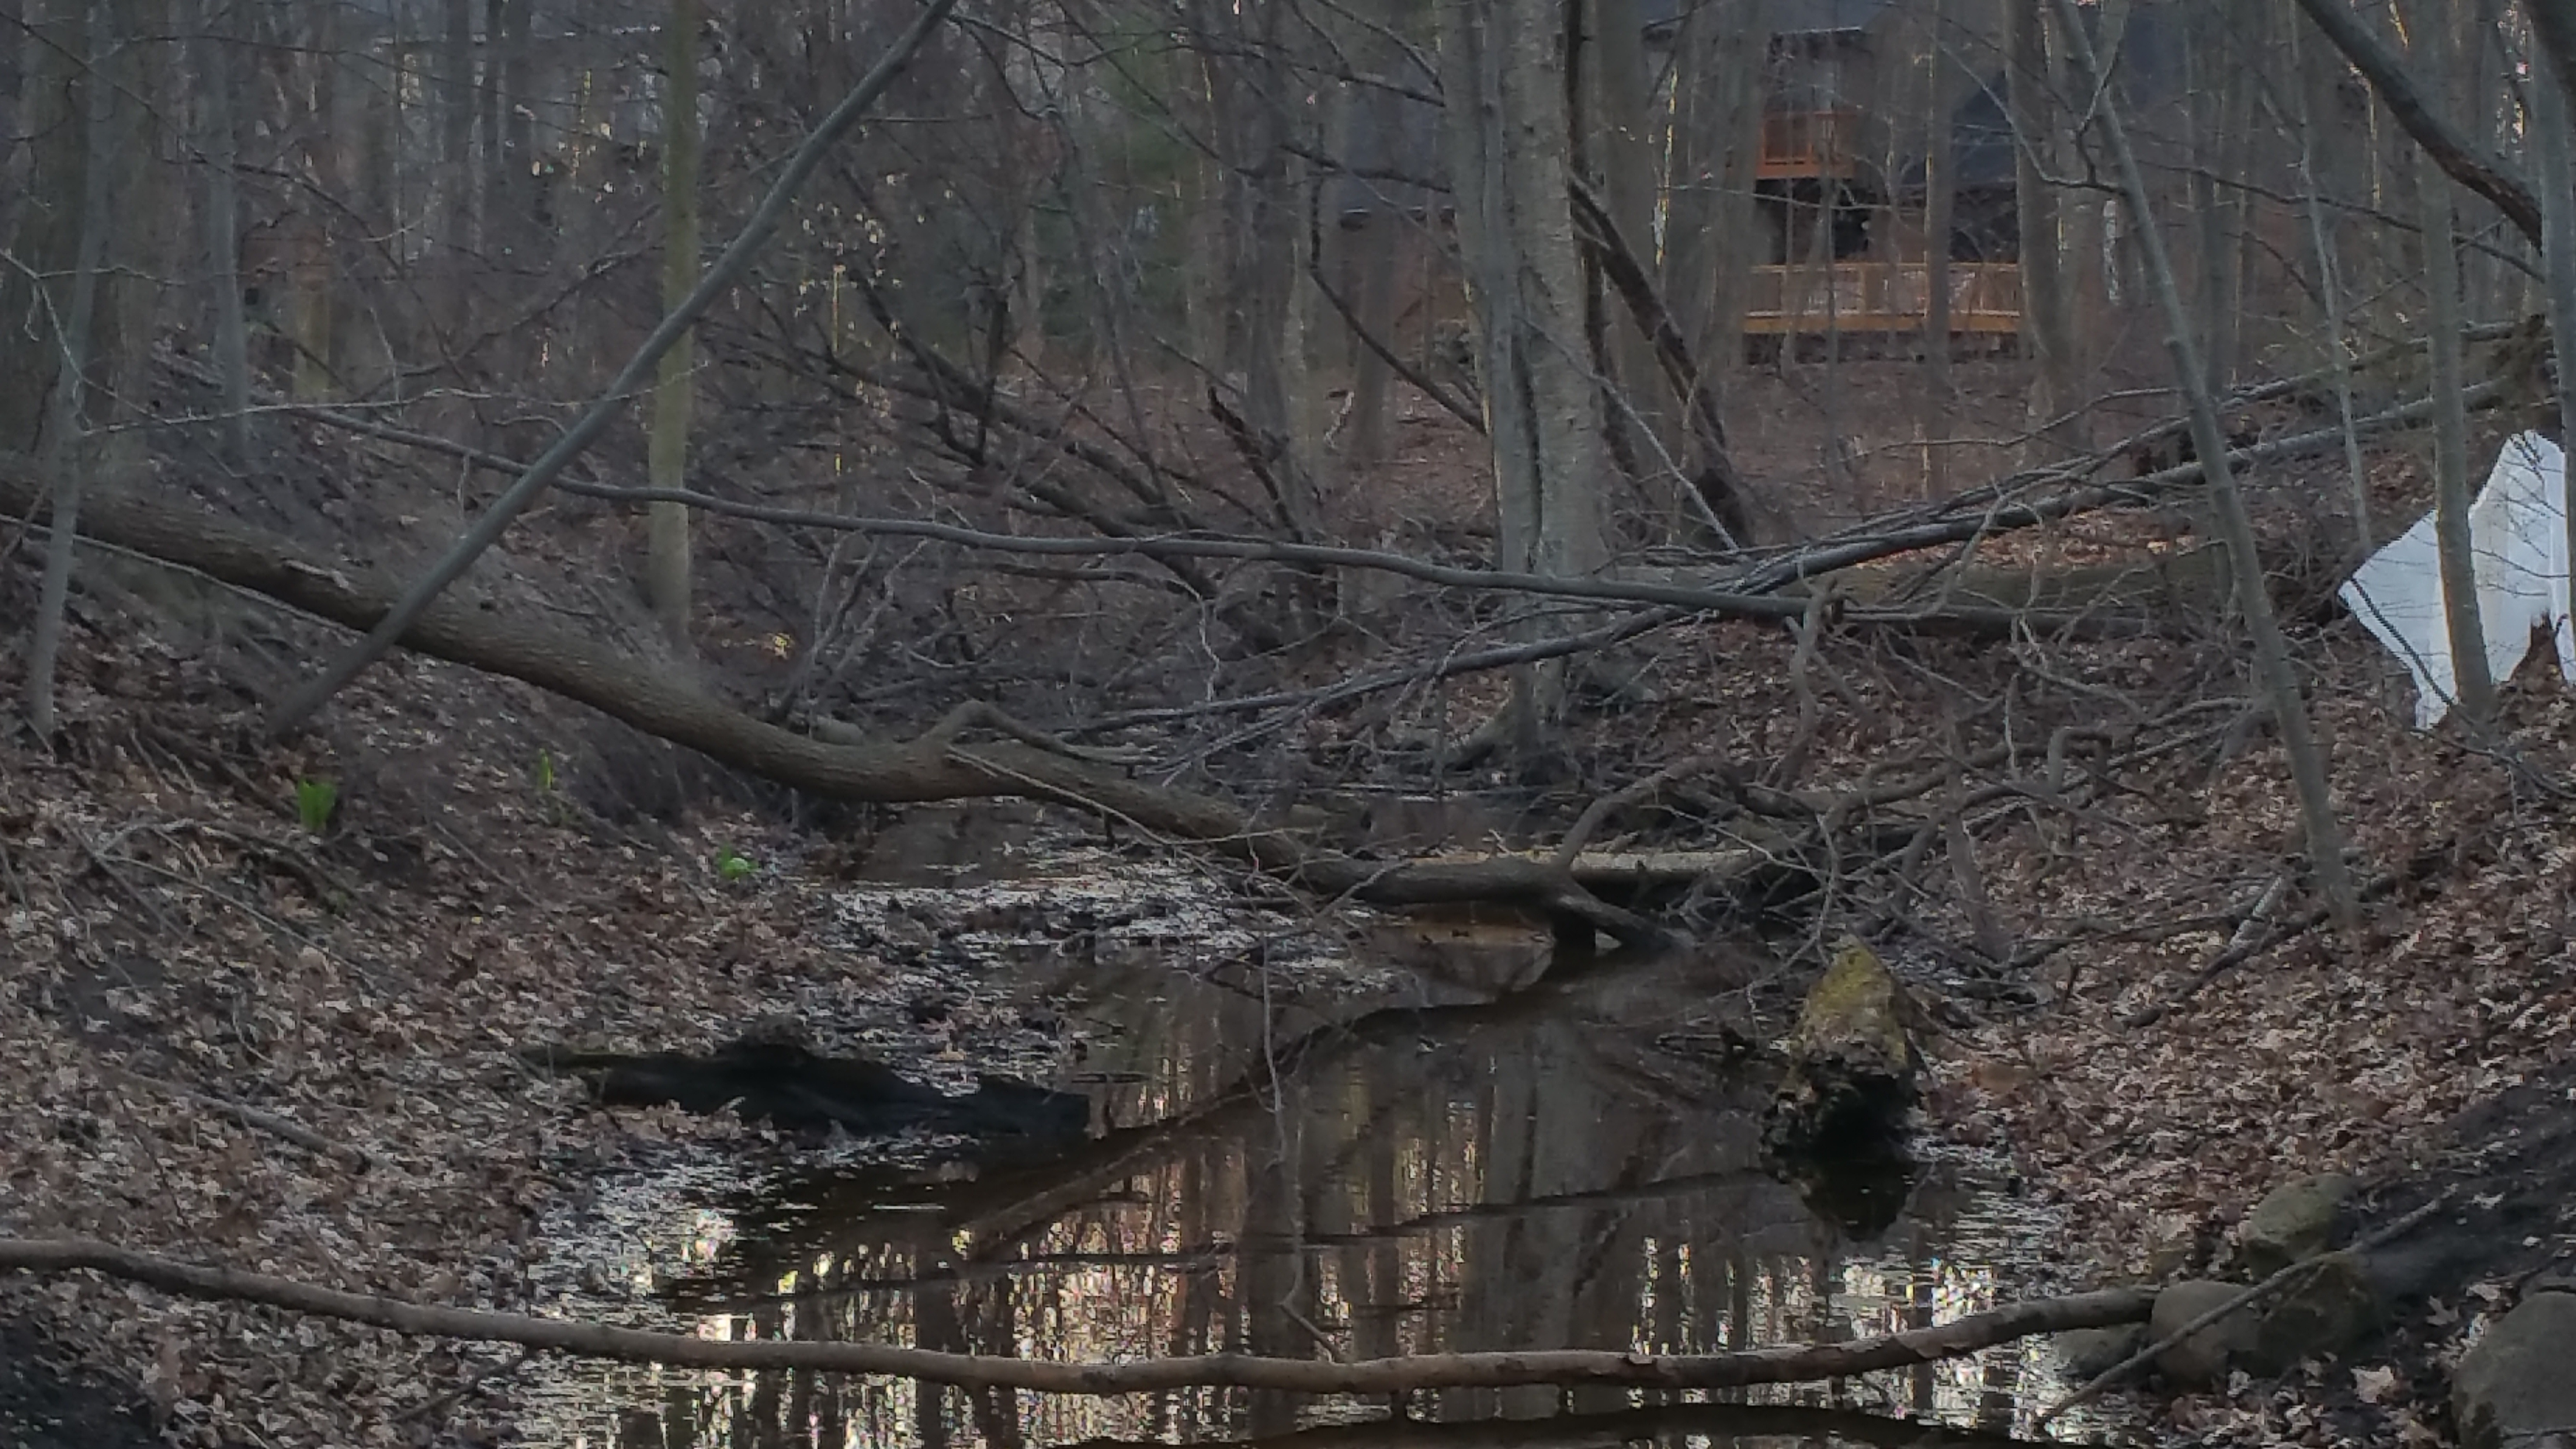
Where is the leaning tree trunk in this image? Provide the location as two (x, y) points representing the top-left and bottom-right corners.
(1439, 0), (1611, 757)
(645, 0), (702, 651)
(2047, 0), (2361, 926)
(196, 0), (253, 469)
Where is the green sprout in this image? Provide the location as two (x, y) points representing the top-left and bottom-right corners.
(294, 778), (338, 837)
(716, 847), (757, 883)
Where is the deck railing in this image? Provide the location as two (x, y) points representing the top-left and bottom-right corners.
(1741, 261), (2022, 335)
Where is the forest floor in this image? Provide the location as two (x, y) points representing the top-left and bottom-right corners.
(3, 354), (2574, 1448)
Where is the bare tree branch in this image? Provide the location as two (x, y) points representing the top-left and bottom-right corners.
(2284, 0), (2541, 242)
(0, 1236), (2150, 1395)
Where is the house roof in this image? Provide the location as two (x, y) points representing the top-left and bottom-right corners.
(1891, 2), (2190, 196)
(1776, 0), (1897, 35)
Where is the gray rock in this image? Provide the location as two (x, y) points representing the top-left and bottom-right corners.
(2250, 1251), (2384, 1374)
(2238, 1173), (2357, 1280)
(2454, 1294), (2576, 1449)
(2057, 1324), (2147, 1379)
(2526, 1268), (2576, 1297)
(2151, 1279), (2263, 1387)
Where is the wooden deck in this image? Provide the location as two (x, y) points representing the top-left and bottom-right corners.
(1756, 108), (1861, 179)
(1742, 261), (2022, 336)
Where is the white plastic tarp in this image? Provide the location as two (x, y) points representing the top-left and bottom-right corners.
(2338, 431), (2576, 728)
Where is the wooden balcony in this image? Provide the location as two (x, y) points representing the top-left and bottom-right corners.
(1757, 107), (1862, 179)
(1742, 261), (2022, 336)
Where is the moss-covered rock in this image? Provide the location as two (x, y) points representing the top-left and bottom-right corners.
(1762, 936), (1924, 1159)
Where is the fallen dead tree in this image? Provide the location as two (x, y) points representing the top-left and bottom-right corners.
(0, 1236), (2150, 1394)
(0, 454), (1687, 947)
(1737, 374), (2512, 592)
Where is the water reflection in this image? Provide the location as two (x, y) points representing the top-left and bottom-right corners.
(516, 932), (2099, 1449)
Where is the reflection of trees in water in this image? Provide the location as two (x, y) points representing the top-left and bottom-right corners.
(596, 953), (2024, 1449)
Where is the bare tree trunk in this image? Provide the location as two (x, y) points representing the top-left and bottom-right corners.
(2185, 2), (2250, 399)
(1581, 0), (1673, 476)
(1343, 96), (1401, 466)
(1662, 3), (1766, 362)
(2009, 0), (2077, 456)
(1658, 0), (1766, 539)
(1920, 0), (1954, 500)
(488, 0), (537, 371)
(1191, 0), (1324, 540)
(2047, 0), (2360, 926)
(0, 6), (79, 455)
(2528, 1), (2576, 149)
(289, 0), (338, 401)
(2535, 9), (2576, 621)
(646, 0), (701, 650)
(340, 1), (396, 399)
(1331, 0), (1413, 466)
(436, 0), (474, 319)
(196, 0), (252, 468)
(2287, 16), (2371, 550)
(1178, 56), (1226, 373)
(1440, 0), (1610, 755)
(2407, 5), (2493, 726)
(24, 0), (119, 741)
(2527, 0), (2576, 639)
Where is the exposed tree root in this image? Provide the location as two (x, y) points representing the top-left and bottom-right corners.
(0, 1237), (2149, 1394)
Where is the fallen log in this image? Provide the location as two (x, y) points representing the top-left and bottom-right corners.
(1055, 1401), (2051, 1449)
(0, 1236), (2150, 1394)
(0, 455), (1677, 947)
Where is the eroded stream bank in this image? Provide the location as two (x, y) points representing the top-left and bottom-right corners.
(503, 813), (2124, 1448)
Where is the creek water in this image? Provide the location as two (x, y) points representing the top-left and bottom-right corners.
(506, 823), (2134, 1449)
